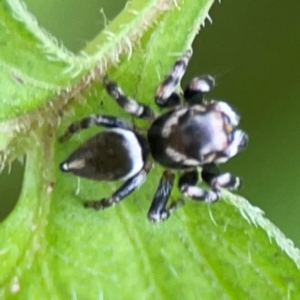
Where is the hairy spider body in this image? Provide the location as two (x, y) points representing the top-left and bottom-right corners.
(148, 101), (243, 169)
(59, 50), (248, 222)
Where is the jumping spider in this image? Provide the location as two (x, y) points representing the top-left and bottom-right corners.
(59, 50), (248, 222)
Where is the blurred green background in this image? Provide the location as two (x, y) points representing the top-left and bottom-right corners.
(1, 0), (300, 247)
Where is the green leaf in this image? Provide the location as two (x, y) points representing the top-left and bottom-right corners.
(1, 0), (300, 299)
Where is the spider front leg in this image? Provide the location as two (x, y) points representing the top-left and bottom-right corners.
(103, 77), (154, 120)
(147, 170), (184, 223)
(184, 75), (215, 105)
(178, 169), (220, 203)
(201, 163), (241, 191)
(85, 161), (152, 210)
(58, 114), (133, 143)
(179, 165), (241, 204)
(155, 49), (193, 107)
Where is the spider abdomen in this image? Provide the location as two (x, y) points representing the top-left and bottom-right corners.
(60, 129), (147, 181)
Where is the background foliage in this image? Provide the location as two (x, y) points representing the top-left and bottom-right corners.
(1, 0), (300, 299)
(3, 0), (300, 245)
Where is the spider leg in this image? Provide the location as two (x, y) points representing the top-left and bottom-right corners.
(201, 163), (241, 191)
(155, 49), (192, 107)
(178, 169), (220, 203)
(147, 170), (184, 223)
(84, 161), (152, 210)
(58, 114), (133, 143)
(103, 77), (154, 119)
(184, 75), (215, 105)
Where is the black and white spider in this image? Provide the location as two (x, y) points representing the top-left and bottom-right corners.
(59, 50), (248, 222)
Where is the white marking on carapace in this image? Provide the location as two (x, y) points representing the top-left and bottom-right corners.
(166, 147), (200, 166)
(162, 107), (188, 137)
(166, 146), (187, 162)
(183, 158), (201, 166)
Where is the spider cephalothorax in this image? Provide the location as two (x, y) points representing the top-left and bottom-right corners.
(59, 50), (248, 222)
